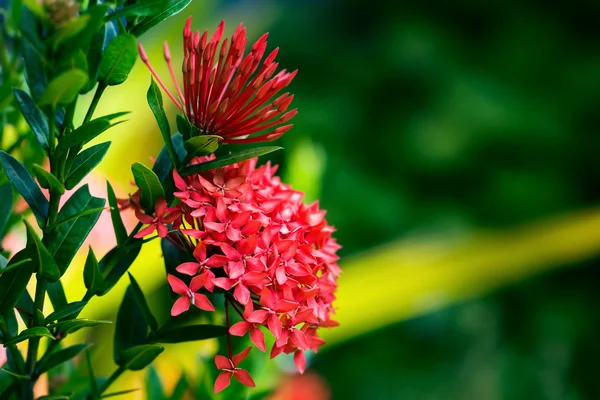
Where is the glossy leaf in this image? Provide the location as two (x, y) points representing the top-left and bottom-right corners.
(132, 162), (164, 211)
(0, 367), (30, 380)
(47, 281), (68, 312)
(15, 290), (35, 329)
(0, 183), (12, 238)
(85, 349), (99, 396)
(180, 146), (283, 176)
(5, 327), (54, 346)
(129, 0), (192, 38)
(22, 40), (48, 100)
(38, 69), (88, 107)
(107, 0), (169, 20)
(101, 389), (140, 398)
(153, 325), (227, 343)
(47, 185), (105, 273)
(160, 237), (189, 277)
(183, 135), (221, 157)
(120, 344), (164, 370)
(82, 24), (107, 93)
(153, 133), (186, 202)
(84, 247), (104, 296)
(24, 220), (60, 281)
(0, 151), (49, 226)
(0, 250), (35, 313)
(176, 115), (192, 139)
(38, 343), (89, 374)
(0, 258), (32, 276)
(114, 286), (148, 364)
(98, 244), (142, 295)
(44, 301), (87, 324)
(106, 181), (128, 245)
(65, 142), (111, 190)
(53, 14), (91, 51)
(128, 273), (158, 333)
(98, 34), (138, 86)
(49, 319), (111, 335)
(32, 164), (65, 194)
(12, 89), (49, 151)
(57, 49), (89, 75)
(57, 112), (128, 152)
(148, 78), (177, 165)
(146, 366), (165, 400)
(57, 4), (110, 59)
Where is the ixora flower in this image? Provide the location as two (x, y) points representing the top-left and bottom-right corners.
(132, 157), (341, 391)
(138, 18), (298, 144)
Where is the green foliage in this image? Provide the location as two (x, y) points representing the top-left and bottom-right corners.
(151, 325), (227, 343)
(64, 142), (111, 190)
(120, 345), (164, 371)
(48, 319), (111, 335)
(0, 183), (13, 239)
(52, 14), (91, 51)
(12, 89), (49, 151)
(107, 0), (170, 20)
(98, 245), (142, 295)
(23, 220), (60, 281)
(0, 251), (35, 314)
(57, 113), (128, 152)
(32, 164), (64, 194)
(131, 162), (165, 211)
(38, 344), (89, 374)
(4, 327), (54, 346)
(180, 146), (283, 176)
(129, 0), (192, 37)
(38, 69), (88, 107)
(98, 34), (138, 86)
(147, 78), (177, 166)
(106, 181), (128, 246)
(44, 301), (88, 324)
(114, 286), (148, 365)
(128, 273), (159, 334)
(83, 247), (104, 296)
(183, 136), (221, 158)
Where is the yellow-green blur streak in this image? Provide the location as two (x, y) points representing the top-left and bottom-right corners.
(322, 207), (600, 347)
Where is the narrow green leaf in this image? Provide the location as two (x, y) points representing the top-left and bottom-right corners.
(98, 245), (142, 295)
(0, 250), (35, 313)
(183, 135), (221, 157)
(128, 273), (158, 333)
(38, 69), (88, 107)
(0, 367), (30, 380)
(47, 185), (105, 274)
(57, 49), (89, 75)
(49, 319), (111, 335)
(146, 366), (165, 400)
(132, 162), (164, 211)
(24, 220), (60, 281)
(0, 258), (32, 275)
(37, 396), (71, 400)
(153, 325), (227, 343)
(48, 207), (107, 230)
(65, 142), (111, 190)
(53, 14), (91, 51)
(98, 34), (138, 86)
(22, 39), (48, 100)
(101, 389), (140, 398)
(47, 281), (68, 312)
(38, 343), (89, 374)
(153, 133), (186, 202)
(176, 115), (191, 140)
(12, 89), (49, 151)
(82, 24), (107, 94)
(0, 183), (12, 237)
(107, 0), (169, 20)
(57, 4), (111, 59)
(148, 78), (177, 166)
(86, 349), (99, 396)
(32, 164), (65, 195)
(15, 290), (35, 329)
(84, 247), (104, 296)
(57, 112), (128, 152)
(44, 301), (88, 324)
(0, 151), (49, 226)
(168, 375), (189, 400)
(180, 146), (283, 176)
(129, 0), (192, 38)
(120, 344), (163, 370)
(5, 327), (54, 346)
(160, 237), (188, 277)
(106, 181), (128, 245)
(3, 309), (18, 337)
(114, 286), (148, 365)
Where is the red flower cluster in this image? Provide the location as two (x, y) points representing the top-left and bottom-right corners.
(132, 157), (340, 392)
(138, 18), (297, 144)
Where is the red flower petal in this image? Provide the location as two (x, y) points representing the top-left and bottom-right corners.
(232, 347), (252, 366)
(233, 369), (255, 388)
(167, 274), (188, 295)
(192, 293), (215, 311)
(229, 321), (251, 336)
(294, 350), (306, 374)
(170, 296), (190, 316)
(214, 371), (233, 393)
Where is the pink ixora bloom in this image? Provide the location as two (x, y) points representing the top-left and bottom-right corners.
(138, 18), (297, 144)
(167, 274), (215, 316)
(134, 197), (179, 238)
(214, 347), (255, 393)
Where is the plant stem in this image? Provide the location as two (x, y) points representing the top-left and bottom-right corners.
(225, 299), (232, 359)
(84, 82), (106, 124)
(96, 365), (125, 398)
(24, 277), (47, 375)
(0, 322), (26, 374)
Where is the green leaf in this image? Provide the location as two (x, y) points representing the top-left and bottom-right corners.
(22, 40), (48, 100)
(57, 112), (128, 152)
(180, 146), (283, 176)
(0, 151), (49, 226)
(24, 220), (60, 281)
(57, 4), (111, 59)
(176, 115), (191, 140)
(106, 181), (128, 245)
(32, 164), (65, 195)
(85, 349), (99, 396)
(153, 325), (227, 343)
(128, 273), (158, 333)
(129, 0), (192, 38)
(0, 258), (32, 276)
(38, 69), (88, 107)
(37, 396), (71, 400)
(114, 286), (148, 365)
(15, 290), (35, 329)
(0, 183), (13, 238)
(38, 343), (89, 374)
(98, 245), (142, 295)
(132, 162), (164, 211)
(148, 78), (177, 166)
(5, 327), (54, 346)
(57, 49), (89, 75)
(107, 0), (169, 20)
(49, 319), (111, 335)
(0, 367), (30, 380)
(83, 247), (104, 296)
(44, 301), (88, 324)
(168, 375), (189, 400)
(0, 250), (35, 313)
(101, 389), (140, 398)
(183, 135), (221, 157)
(160, 237), (188, 277)
(82, 24), (107, 94)
(120, 344), (164, 370)
(12, 89), (49, 151)
(47, 185), (105, 274)
(65, 142), (111, 190)
(53, 14), (91, 51)
(47, 281), (68, 313)
(153, 133), (186, 202)
(146, 366), (165, 400)
(98, 34), (138, 86)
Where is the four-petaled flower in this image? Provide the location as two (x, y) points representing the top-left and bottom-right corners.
(214, 347), (256, 393)
(134, 197), (179, 238)
(167, 274), (215, 316)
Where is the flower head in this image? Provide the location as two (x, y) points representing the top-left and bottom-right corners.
(138, 18), (297, 144)
(214, 347), (255, 392)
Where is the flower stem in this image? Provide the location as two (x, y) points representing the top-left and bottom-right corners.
(225, 298), (232, 359)
(24, 277), (47, 375)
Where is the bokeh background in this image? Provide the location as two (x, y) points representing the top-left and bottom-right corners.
(38, 0), (600, 398)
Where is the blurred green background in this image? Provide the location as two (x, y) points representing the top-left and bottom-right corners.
(75, 0), (600, 398)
